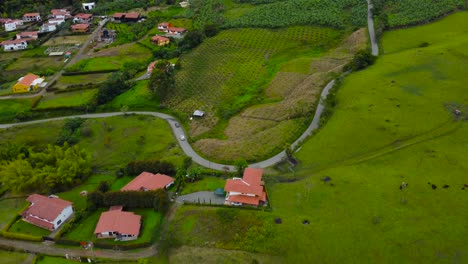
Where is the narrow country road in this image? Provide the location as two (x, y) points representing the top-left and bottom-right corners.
(367, 0), (379, 56)
(0, 79), (336, 171)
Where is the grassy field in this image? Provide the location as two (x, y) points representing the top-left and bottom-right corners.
(102, 80), (158, 111)
(0, 115), (184, 171)
(43, 35), (90, 46)
(54, 73), (110, 89)
(187, 28), (367, 162)
(0, 250), (31, 264)
(166, 12), (468, 263)
(0, 98), (33, 124)
(180, 177), (226, 195)
(0, 198), (27, 229)
(35, 89), (98, 109)
(65, 208), (161, 246)
(6, 56), (65, 73)
(8, 219), (50, 236)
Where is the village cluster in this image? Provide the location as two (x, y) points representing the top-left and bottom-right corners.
(20, 168), (267, 241)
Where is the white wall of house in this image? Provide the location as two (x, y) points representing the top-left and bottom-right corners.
(49, 18), (65, 25)
(2, 42), (28, 51)
(41, 24), (57, 32)
(52, 205), (73, 229)
(4, 22), (16, 31)
(82, 2), (96, 10)
(23, 15), (41, 22)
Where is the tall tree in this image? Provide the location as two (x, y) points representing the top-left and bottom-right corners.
(148, 60), (174, 104)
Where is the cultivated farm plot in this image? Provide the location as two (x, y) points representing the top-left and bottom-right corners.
(54, 73), (110, 89)
(43, 35), (89, 46)
(6, 57), (65, 74)
(35, 89), (98, 109)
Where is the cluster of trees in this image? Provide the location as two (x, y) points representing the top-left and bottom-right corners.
(224, 0), (367, 29)
(122, 159), (176, 177)
(373, 0), (464, 28)
(148, 60), (175, 103)
(87, 189), (170, 213)
(0, 143), (92, 193)
(56, 118), (85, 146)
(90, 0), (149, 15)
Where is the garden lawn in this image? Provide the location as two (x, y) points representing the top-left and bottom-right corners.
(181, 177), (226, 195)
(102, 80), (158, 111)
(0, 250), (31, 264)
(0, 98), (33, 124)
(35, 89), (98, 109)
(8, 219), (50, 237)
(54, 73), (111, 89)
(110, 176), (133, 191)
(63, 208), (104, 242)
(0, 198), (28, 229)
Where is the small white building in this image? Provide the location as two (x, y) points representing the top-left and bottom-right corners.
(48, 18), (65, 26)
(51, 9), (71, 20)
(16, 31), (39, 40)
(21, 194), (74, 230)
(3, 19), (24, 31)
(193, 110), (205, 117)
(0, 39), (28, 51)
(23, 13), (41, 22)
(40, 23), (57, 32)
(82, 2), (96, 11)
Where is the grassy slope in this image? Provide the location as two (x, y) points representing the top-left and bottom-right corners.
(102, 80), (158, 111)
(0, 198), (27, 229)
(0, 250), (30, 264)
(8, 219), (50, 236)
(35, 89), (98, 109)
(0, 98), (33, 124)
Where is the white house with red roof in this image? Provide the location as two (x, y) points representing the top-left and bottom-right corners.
(16, 31), (38, 40)
(94, 206), (141, 241)
(51, 9), (71, 20)
(224, 168), (267, 206)
(73, 13), (93, 24)
(23, 13), (41, 22)
(158, 22), (173, 32)
(0, 39), (29, 51)
(21, 194), (73, 230)
(167, 27), (186, 35)
(3, 19), (23, 31)
(121, 172), (174, 191)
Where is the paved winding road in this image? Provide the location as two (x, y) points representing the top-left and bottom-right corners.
(367, 0), (379, 56)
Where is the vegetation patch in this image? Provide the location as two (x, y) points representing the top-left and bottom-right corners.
(35, 89), (98, 110)
(8, 219), (50, 237)
(102, 80), (157, 111)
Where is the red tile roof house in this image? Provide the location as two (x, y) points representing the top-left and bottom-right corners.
(73, 13), (93, 24)
(157, 22), (173, 32)
(0, 38), (30, 51)
(94, 206), (141, 241)
(224, 168), (267, 207)
(23, 13), (41, 22)
(167, 27), (186, 35)
(151, 35), (170, 46)
(21, 194), (73, 230)
(16, 31), (39, 40)
(71, 24), (90, 33)
(121, 172), (175, 191)
(51, 9), (71, 19)
(112, 12), (141, 23)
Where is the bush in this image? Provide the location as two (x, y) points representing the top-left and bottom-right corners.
(125, 159), (176, 176)
(345, 50), (377, 71)
(0, 231), (43, 242)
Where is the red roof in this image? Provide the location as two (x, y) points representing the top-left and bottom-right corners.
(224, 168), (267, 206)
(94, 209), (141, 236)
(71, 24), (90, 30)
(75, 13), (92, 19)
(113, 12), (125, 18)
(22, 194), (72, 222)
(23, 13), (40, 17)
(121, 172), (174, 191)
(227, 194), (260, 206)
(51, 9), (68, 14)
(168, 27), (186, 33)
(17, 73), (40, 86)
(151, 35), (169, 42)
(125, 12), (140, 19)
(18, 31), (38, 37)
(243, 168), (263, 186)
(0, 39), (30, 45)
(225, 178), (264, 196)
(23, 215), (54, 230)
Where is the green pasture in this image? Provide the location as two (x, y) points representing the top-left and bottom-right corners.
(102, 80), (158, 111)
(8, 219), (50, 236)
(180, 177), (226, 195)
(0, 198), (27, 229)
(0, 250), (31, 264)
(64, 208), (104, 241)
(110, 176), (133, 191)
(6, 56), (64, 73)
(36, 256), (138, 264)
(35, 89), (98, 109)
(0, 98), (33, 124)
(55, 73), (110, 89)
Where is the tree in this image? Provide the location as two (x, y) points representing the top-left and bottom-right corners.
(148, 60), (174, 103)
(348, 49), (377, 71)
(203, 24), (219, 37)
(175, 167), (186, 192)
(234, 159), (248, 177)
(97, 181), (110, 193)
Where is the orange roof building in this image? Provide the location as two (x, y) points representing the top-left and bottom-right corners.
(94, 207), (141, 241)
(224, 168), (267, 206)
(71, 23), (90, 33)
(21, 194), (73, 230)
(121, 172), (174, 191)
(112, 12), (140, 22)
(12, 73), (44, 93)
(151, 35), (170, 46)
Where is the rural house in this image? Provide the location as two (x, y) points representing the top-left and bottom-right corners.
(94, 206), (141, 241)
(71, 24), (90, 33)
(12, 73), (44, 93)
(3, 19), (23, 31)
(224, 168), (267, 206)
(51, 9), (71, 19)
(48, 17), (65, 26)
(73, 13), (93, 24)
(167, 27), (186, 35)
(147, 61), (157, 73)
(158, 22), (173, 32)
(82, 2), (96, 11)
(0, 39), (29, 51)
(23, 13), (41, 22)
(21, 194), (73, 230)
(16, 31), (39, 40)
(112, 12), (141, 23)
(151, 35), (170, 46)
(121, 172), (174, 191)
(40, 23), (57, 32)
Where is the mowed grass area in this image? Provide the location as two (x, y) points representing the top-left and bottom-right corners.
(0, 198), (27, 229)
(166, 13), (468, 263)
(0, 115), (185, 170)
(6, 56), (65, 73)
(102, 80), (158, 111)
(35, 89), (98, 109)
(8, 219), (50, 236)
(0, 98), (33, 124)
(0, 250), (31, 264)
(180, 177), (226, 195)
(54, 73), (110, 89)
(65, 208), (162, 246)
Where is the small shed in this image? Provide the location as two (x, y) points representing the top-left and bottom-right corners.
(214, 188), (225, 196)
(193, 110), (205, 117)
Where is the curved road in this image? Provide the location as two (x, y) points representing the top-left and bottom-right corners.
(0, 80), (336, 171)
(367, 0), (379, 56)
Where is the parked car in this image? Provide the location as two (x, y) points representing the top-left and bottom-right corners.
(180, 135), (185, 141)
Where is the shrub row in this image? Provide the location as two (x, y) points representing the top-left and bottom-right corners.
(55, 236), (152, 250)
(1, 214), (20, 232)
(62, 69), (118, 76)
(32, 105), (88, 113)
(54, 84), (98, 94)
(0, 230), (43, 242)
(182, 201), (272, 212)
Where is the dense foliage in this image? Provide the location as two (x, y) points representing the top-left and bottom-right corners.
(87, 189), (170, 213)
(56, 118), (85, 146)
(95, 66), (137, 105)
(124, 159), (176, 176)
(380, 0), (465, 27)
(149, 60), (175, 103)
(0, 144), (92, 193)
(189, 0), (225, 29)
(224, 0), (367, 28)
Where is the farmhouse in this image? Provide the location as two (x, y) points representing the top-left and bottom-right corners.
(167, 27), (186, 35)
(12, 73), (44, 93)
(224, 168), (267, 206)
(180, 1), (190, 8)
(51, 9), (71, 19)
(82, 2), (96, 11)
(158, 22), (173, 32)
(23, 13), (41, 22)
(71, 24), (90, 33)
(112, 12), (141, 23)
(73, 13), (93, 24)
(3, 19), (23, 31)
(94, 206), (141, 241)
(121, 172), (174, 191)
(48, 18), (65, 26)
(16, 31), (39, 40)
(0, 39), (29, 51)
(151, 35), (170, 46)
(21, 194), (73, 230)
(40, 23), (57, 33)
(147, 61), (157, 73)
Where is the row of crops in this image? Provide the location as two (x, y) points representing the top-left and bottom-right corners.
(383, 0), (465, 27)
(224, 0), (367, 29)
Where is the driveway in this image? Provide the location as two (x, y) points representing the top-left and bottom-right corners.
(176, 191), (225, 205)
